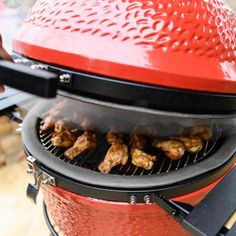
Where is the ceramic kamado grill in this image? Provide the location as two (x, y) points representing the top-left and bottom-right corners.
(0, 0), (236, 235)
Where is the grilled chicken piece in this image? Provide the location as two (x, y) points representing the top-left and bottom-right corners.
(106, 132), (123, 144)
(188, 126), (212, 140)
(41, 100), (70, 133)
(51, 130), (77, 149)
(130, 133), (157, 170)
(41, 115), (59, 133)
(98, 143), (128, 173)
(130, 133), (145, 150)
(65, 131), (96, 159)
(176, 136), (203, 153)
(153, 139), (185, 160)
(131, 148), (156, 170)
(54, 118), (77, 133)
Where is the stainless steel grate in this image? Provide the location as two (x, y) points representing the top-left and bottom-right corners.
(38, 121), (220, 176)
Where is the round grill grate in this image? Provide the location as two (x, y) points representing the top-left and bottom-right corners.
(38, 120), (220, 176)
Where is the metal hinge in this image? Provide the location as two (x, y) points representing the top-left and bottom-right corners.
(26, 156), (56, 204)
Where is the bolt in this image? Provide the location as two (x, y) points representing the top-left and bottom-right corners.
(14, 58), (29, 64)
(31, 64), (48, 70)
(27, 168), (34, 174)
(42, 177), (53, 185)
(172, 211), (177, 217)
(129, 195), (137, 205)
(26, 156), (37, 163)
(144, 195), (152, 204)
(59, 74), (71, 84)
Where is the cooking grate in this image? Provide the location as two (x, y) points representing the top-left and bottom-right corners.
(38, 121), (220, 176)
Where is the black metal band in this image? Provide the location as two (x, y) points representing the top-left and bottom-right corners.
(13, 52), (236, 114)
(59, 72), (236, 114)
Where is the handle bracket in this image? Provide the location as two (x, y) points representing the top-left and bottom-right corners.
(0, 60), (59, 98)
(154, 166), (236, 236)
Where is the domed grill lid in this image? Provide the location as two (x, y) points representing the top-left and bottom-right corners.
(13, 0), (236, 94)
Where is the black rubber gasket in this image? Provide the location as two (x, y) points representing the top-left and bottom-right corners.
(13, 52), (236, 114)
(22, 106), (236, 201)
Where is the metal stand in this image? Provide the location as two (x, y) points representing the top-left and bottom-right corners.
(43, 202), (59, 236)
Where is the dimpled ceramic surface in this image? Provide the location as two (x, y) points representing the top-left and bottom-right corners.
(42, 163), (236, 236)
(43, 185), (190, 236)
(14, 0), (236, 93)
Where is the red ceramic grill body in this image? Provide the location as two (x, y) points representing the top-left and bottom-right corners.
(42, 163), (236, 236)
(12, 0), (236, 235)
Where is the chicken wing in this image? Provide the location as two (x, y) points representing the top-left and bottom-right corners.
(106, 132), (123, 145)
(41, 100), (70, 133)
(176, 136), (203, 153)
(41, 115), (59, 133)
(131, 148), (156, 170)
(188, 126), (212, 140)
(64, 131), (96, 159)
(130, 133), (157, 170)
(51, 130), (77, 149)
(98, 143), (128, 173)
(153, 139), (185, 160)
(54, 118), (77, 133)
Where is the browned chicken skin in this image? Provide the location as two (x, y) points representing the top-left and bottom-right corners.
(51, 130), (77, 149)
(54, 118), (76, 133)
(98, 143), (128, 173)
(130, 133), (156, 170)
(153, 139), (185, 160)
(131, 148), (156, 170)
(176, 136), (203, 153)
(64, 131), (96, 159)
(41, 100), (69, 133)
(106, 132), (123, 144)
(188, 126), (212, 140)
(41, 115), (59, 133)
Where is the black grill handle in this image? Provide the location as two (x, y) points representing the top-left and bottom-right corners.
(154, 166), (236, 236)
(0, 60), (59, 98)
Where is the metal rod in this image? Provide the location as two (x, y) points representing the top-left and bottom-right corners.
(157, 157), (166, 174)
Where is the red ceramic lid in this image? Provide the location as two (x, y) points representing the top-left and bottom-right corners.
(13, 0), (236, 94)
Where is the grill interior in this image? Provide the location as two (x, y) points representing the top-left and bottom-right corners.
(38, 120), (221, 176)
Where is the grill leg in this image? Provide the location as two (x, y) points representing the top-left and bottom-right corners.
(43, 202), (59, 236)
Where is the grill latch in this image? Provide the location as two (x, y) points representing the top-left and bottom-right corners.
(26, 156), (55, 204)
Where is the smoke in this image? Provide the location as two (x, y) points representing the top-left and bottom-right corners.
(16, 95), (236, 138)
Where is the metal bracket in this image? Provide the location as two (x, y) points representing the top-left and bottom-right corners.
(152, 166), (236, 236)
(26, 156), (56, 204)
(153, 195), (193, 221)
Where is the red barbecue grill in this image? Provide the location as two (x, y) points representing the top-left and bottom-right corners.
(0, 0), (236, 235)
